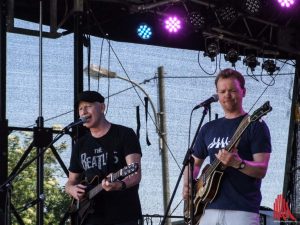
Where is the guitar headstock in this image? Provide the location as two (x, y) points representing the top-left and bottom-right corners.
(119, 162), (139, 179)
(250, 101), (272, 122)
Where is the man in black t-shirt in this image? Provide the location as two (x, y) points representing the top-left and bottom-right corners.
(182, 69), (271, 225)
(65, 91), (142, 225)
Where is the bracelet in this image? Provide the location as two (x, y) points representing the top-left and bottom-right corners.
(119, 180), (127, 190)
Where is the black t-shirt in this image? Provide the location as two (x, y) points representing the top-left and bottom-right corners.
(69, 123), (142, 224)
(193, 115), (272, 213)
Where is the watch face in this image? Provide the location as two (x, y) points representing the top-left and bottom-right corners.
(239, 161), (245, 169)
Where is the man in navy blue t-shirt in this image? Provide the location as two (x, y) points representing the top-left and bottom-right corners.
(183, 69), (271, 225)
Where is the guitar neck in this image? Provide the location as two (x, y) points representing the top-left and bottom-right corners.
(88, 171), (121, 199)
(85, 163), (138, 200)
(205, 115), (251, 176)
(225, 115), (250, 153)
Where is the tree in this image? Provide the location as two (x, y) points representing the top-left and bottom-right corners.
(8, 131), (71, 224)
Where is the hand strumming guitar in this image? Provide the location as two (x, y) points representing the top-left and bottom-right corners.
(214, 148), (243, 169)
(66, 182), (87, 201)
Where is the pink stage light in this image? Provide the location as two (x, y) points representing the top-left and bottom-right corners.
(164, 16), (181, 33)
(277, 0), (295, 7)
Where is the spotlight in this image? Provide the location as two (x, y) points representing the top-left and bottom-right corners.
(137, 24), (152, 40)
(188, 11), (206, 32)
(217, 5), (237, 23)
(204, 42), (219, 61)
(242, 0), (262, 15)
(243, 54), (260, 71)
(164, 16), (182, 33)
(262, 59), (280, 75)
(277, 0), (295, 8)
(224, 49), (241, 67)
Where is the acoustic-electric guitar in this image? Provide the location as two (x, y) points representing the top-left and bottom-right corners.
(184, 101), (272, 225)
(69, 162), (139, 225)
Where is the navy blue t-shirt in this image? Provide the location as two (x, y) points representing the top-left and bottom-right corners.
(193, 114), (271, 213)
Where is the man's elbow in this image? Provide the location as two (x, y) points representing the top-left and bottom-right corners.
(258, 167), (268, 179)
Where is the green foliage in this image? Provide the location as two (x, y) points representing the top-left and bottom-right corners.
(8, 131), (71, 225)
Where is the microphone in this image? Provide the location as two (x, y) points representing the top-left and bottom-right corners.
(193, 94), (219, 110)
(64, 116), (88, 131)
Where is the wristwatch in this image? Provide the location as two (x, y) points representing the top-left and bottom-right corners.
(119, 180), (127, 190)
(238, 160), (246, 170)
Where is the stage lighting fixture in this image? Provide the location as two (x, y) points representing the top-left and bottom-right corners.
(217, 5), (237, 23)
(262, 59), (280, 75)
(224, 49), (241, 67)
(242, 0), (262, 15)
(204, 42), (219, 61)
(188, 11), (206, 31)
(243, 54), (260, 71)
(137, 24), (152, 40)
(164, 16), (181, 33)
(277, 0), (295, 7)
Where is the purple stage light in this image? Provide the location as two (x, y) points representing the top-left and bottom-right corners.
(164, 16), (181, 33)
(277, 0), (295, 7)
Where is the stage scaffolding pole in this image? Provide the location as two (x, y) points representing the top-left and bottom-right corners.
(0, 0), (8, 224)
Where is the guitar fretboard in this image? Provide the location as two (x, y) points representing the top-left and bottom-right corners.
(86, 162), (138, 200)
(88, 170), (123, 199)
(201, 115), (250, 183)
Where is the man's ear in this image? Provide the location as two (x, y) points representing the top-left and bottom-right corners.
(242, 88), (246, 97)
(100, 103), (106, 113)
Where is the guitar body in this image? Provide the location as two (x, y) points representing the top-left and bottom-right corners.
(184, 199), (206, 225)
(185, 164), (224, 225)
(69, 178), (98, 225)
(70, 197), (94, 225)
(195, 165), (224, 204)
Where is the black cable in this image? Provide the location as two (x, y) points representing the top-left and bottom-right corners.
(197, 50), (218, 76)
(159, 72), (295, 79)
(97, 38), (105, 92)
(105, 39), (111, 116)
(249, 60), (288, 113)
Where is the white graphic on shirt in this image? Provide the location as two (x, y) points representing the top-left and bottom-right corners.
(81, 151), (108, 170)
(113, 151), (119, 164)
(207, 137), (230, 149)
(80, 147), (122, 170)
(94, 147), (103, 154)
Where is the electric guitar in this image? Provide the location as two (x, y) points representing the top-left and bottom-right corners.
(69, 162), (139, 225)
(184, 101), (272, 225)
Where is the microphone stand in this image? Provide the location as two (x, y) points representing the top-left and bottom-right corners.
(160, 105), (210, 225)
(0, 126), (75, 187)
(0, 125), (77, 220)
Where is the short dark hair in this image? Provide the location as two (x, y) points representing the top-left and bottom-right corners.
(215, 69), (245, 89)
